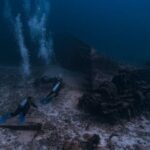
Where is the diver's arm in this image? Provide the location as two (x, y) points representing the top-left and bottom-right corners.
(30, 101), (38, 108)
(47, 92), (57, 99)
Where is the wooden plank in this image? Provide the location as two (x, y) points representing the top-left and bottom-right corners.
(0, 123), (42, 131)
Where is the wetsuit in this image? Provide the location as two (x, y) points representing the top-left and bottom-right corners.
(41, 79), (62, 104)
(10, 98), (37, 121)
(0, 98), (37, 124)
(47, 80), (62, 98)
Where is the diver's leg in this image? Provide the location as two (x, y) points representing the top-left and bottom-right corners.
(11, 107), (21, 117)
(0, 115), (7, 124)
(40, 94), (52, 104)
(0, 112), (12, 124)
(41, 96), (53, 104)
(18, 112), (26, 124)
(46, 91), (53, 98)
(0, 107), (21, 124)
(18, 106), (30, 124)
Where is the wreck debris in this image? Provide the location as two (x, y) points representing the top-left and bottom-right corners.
(0, 123), (42, 131)
(78, 67), (150, 123)
(53, 34), (91, 73)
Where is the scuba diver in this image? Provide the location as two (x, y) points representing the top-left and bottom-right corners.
(0, 96), (37, 124)
(41, 77), (63, 104)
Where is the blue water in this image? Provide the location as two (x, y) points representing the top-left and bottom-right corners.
(51, 0), (150, 64)
(0, 0), (150, 66)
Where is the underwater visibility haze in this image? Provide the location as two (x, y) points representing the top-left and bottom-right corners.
(1, 1), (150, 149)
(0, 0), (150, 71)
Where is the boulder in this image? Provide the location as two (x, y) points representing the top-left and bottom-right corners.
(78, 67), (150, 123)
(53, 34), (91, 73)
(63, 134), (100, 150)
(62, 139), (81, 150)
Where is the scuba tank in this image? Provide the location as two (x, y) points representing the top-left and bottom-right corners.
(40, 78), (63, 104)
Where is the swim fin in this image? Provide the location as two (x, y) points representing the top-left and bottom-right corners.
(18, 113), (25, 124)
(0, 113), (11, 124)
(0, 116), (6, 124)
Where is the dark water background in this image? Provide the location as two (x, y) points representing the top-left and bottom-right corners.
(0, 0), (150, 66)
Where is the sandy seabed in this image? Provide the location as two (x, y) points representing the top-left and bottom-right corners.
(0, 65), (150, 150)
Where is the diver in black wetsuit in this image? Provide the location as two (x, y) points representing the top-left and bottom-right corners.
(0, 96), (37, 124)
(11, 96), (37, 122)
(41, 78), (63, 104)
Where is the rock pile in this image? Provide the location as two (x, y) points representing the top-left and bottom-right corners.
(63, 133), (100, 150)
(78, 68), (150, 123)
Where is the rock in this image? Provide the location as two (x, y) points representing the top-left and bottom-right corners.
(130, 68), (150, 85)
(78, 66), (150, 123)
(53, 34), (91, 73)
(63, 134), (100, 150)
(112, 69), (138, 93)
(63, 139), (80, 150)
(83, 133), (100, 144)
(83, 133), (93, 141)
(133, 144), (149, 150)
(107, 133), (119, 150)
(97, 81), (118, 99)
(86, 134), (100, 150)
